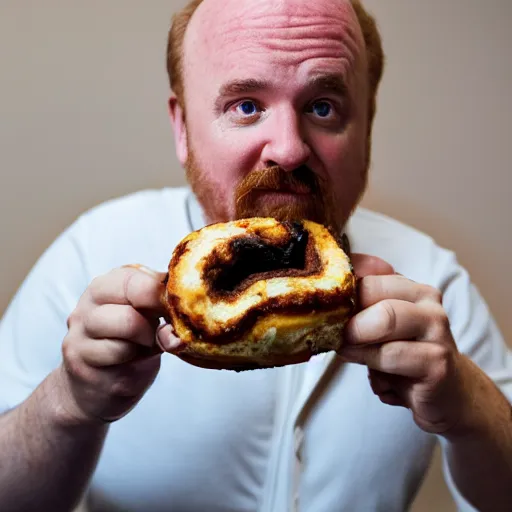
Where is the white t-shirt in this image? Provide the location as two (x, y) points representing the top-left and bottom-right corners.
(0, 187), (510, 512)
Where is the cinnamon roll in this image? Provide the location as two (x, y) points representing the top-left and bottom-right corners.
(161, 218), (356, 371)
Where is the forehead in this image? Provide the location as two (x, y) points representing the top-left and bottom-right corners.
(183, 0), (365, 92)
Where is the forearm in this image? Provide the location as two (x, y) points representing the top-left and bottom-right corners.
(0, 368), (108, 512)
(444, 357), (512, 512)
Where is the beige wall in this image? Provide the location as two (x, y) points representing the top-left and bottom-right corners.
(0, 1), (510, 511)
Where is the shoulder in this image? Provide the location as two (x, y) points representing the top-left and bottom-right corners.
(81, 186), (189, 228)
(72, 186), (193, 276)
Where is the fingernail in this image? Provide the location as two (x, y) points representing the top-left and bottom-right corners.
(157, 324), (183, 352)
(347, 305), (383, 343)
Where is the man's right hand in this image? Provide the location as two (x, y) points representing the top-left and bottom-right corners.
(58, 265), (168, 425)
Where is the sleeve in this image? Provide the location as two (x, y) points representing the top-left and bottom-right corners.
(0, 216), (91, 414)
(434, 249), (512, 511)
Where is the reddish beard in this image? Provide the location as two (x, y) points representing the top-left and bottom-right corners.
(185, 148), (339, 232)
(184, 148), (227, 224)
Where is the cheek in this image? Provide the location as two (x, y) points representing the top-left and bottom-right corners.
(189, 118), (264, 184)
(313, 130), (367, 199)
(315, 131), (364, 174)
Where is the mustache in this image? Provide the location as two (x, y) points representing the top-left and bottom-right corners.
(234, 165), (338, 230)
(235, 165), (324, 204)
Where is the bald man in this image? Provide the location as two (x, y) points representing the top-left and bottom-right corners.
(0, 1), (511, 511)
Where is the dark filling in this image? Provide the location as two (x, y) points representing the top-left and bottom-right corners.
(209, 221), (309, 294)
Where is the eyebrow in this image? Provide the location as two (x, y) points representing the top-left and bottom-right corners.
(217, 75), (346, 97)
(218, 79), (271, 97)
(308, 74), (347, 96)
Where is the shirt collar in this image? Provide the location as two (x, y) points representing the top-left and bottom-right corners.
(185, 190), (207, 232)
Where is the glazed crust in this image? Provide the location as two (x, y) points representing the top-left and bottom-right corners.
(161, 218), (356, 371)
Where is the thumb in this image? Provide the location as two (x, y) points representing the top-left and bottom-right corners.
(350, 253), (395, 278)
(122, 263), (167, 282)
(120, 264), (169, 317)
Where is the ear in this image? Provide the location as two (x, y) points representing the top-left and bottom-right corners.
(168, 95), (188, 165)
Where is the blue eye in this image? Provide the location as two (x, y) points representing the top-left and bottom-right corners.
(237, 101), (258, 116)
(312, 101), (332, 118)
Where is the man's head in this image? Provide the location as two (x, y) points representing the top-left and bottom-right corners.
(166, 0), (384, 233)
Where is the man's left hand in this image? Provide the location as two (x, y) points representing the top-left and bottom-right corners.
(338, 253), (477, 436)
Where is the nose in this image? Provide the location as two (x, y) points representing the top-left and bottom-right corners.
(260, 110), (311, 171)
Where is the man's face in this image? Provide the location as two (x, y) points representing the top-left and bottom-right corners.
(173, 0), (369, 233)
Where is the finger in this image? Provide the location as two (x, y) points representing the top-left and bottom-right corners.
(156, 325), (239, 371)
(368, 369), (394, 395)
(63, 341), (161, 393)
(378, 391), (408, 408)
(156, 324), (183, 352)
(368, 370), (409, 406)
(83, 304), (159, 347)
(80, 339), (158, 367)
(351, 253), (395, 278)
(87, 265), (168, 314)
(101, 355), (162, 398)
(345, 299), (428, 345)
(338, 341), (436, 378)
(359, 275), (442, 308)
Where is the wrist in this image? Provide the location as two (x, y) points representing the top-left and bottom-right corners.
(439, 356), (505, 443)
(40, 366), (109, 431)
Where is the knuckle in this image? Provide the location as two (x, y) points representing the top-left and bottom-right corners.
(436, 311), (451, 335)
(61, 335), (73, 362)
(378, 301), (397, 339)
(422, 285), (443, 304)
(430, 343), (450, 362)
(87, 275), (105, 302)
(427, 344), (451, 381)
(426, 305), (451, 341)
(82, 307), (100, 337)
(66, 309), (82, 329)
(61, 336), (85, 379)
(430, 288), (443, 305)
(358, 276), (380, 305)
(382, 342), (406, 371)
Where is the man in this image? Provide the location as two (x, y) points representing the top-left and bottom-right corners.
(0, 0), (511, 510)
